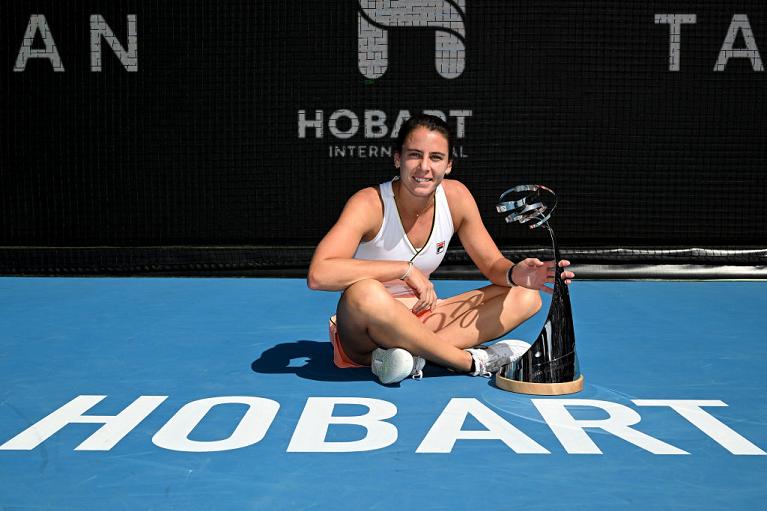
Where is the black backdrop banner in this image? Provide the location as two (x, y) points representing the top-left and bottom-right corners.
(1, 1), (766, 274)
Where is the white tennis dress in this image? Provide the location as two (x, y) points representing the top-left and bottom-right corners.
(353, 178), (455, 297)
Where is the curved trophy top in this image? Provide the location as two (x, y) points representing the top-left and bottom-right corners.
(496, 184), (557, 229)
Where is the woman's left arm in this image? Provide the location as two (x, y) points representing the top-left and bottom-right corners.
(446, 180), (574, 293)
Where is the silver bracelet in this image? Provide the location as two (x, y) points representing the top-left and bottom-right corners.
(505, 264), (517, 287)
(400, 261), (414, 280)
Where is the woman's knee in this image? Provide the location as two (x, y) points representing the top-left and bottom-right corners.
(493, 285), (541, 320)
(339, 279), (393, 317)
(516, 287), (543, 318)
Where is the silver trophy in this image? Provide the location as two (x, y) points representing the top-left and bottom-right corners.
(495, 185), (584, 395)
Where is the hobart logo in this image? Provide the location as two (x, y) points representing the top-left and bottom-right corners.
(357, 0), (466, 79)
(1, 395), (764, 455)
(297, 108), (471, 159)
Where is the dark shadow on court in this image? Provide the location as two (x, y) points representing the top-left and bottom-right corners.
(250, 340), (455, 384)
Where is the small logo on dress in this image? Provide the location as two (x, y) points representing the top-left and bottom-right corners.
(436, 241), (446, 254)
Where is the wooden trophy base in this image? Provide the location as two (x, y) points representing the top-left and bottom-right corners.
(495, 374), (584, 395)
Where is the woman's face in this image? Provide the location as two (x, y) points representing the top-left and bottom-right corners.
(394, 126), (453, 198)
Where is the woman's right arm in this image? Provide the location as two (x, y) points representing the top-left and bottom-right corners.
(307, 188), (413, 291)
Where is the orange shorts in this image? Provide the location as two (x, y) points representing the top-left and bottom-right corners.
(329, 316), (366, 368)
(329, 299), (436, 369)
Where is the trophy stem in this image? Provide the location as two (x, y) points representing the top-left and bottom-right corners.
(495, 220), (584, 395)
(543, 221), (568, 293)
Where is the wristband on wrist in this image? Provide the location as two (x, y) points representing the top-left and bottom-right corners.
(505, 264), (517, 287)
(400, 261), (414, 280)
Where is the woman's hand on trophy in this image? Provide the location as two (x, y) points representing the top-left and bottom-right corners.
(512, 258), (574, 294)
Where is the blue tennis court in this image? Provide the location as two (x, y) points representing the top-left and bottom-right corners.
(1, 277), (765, 510)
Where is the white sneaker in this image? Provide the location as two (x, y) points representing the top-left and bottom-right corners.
(465, 339), (531, 377)
(371, 347), (426, 384)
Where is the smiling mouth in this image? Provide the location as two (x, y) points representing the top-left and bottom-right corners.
(413, 177), (432, 183)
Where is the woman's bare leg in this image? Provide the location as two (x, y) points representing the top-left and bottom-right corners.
(336, 279), (473, 371)
(423, 285), (542, 349)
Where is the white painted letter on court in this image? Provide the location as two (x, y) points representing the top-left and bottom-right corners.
(152, 397), (280, 452)
(533, 399), (688, 455)
(0, 395), (166, 451)
(416, 398), (549, 454)
(287, 397), (398, 452)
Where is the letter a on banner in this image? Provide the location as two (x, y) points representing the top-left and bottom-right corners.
(14, 14), (65, 72)
(714, 15), (764, 72)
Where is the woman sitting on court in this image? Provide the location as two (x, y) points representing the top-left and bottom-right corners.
(307, 114), (574, 385)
